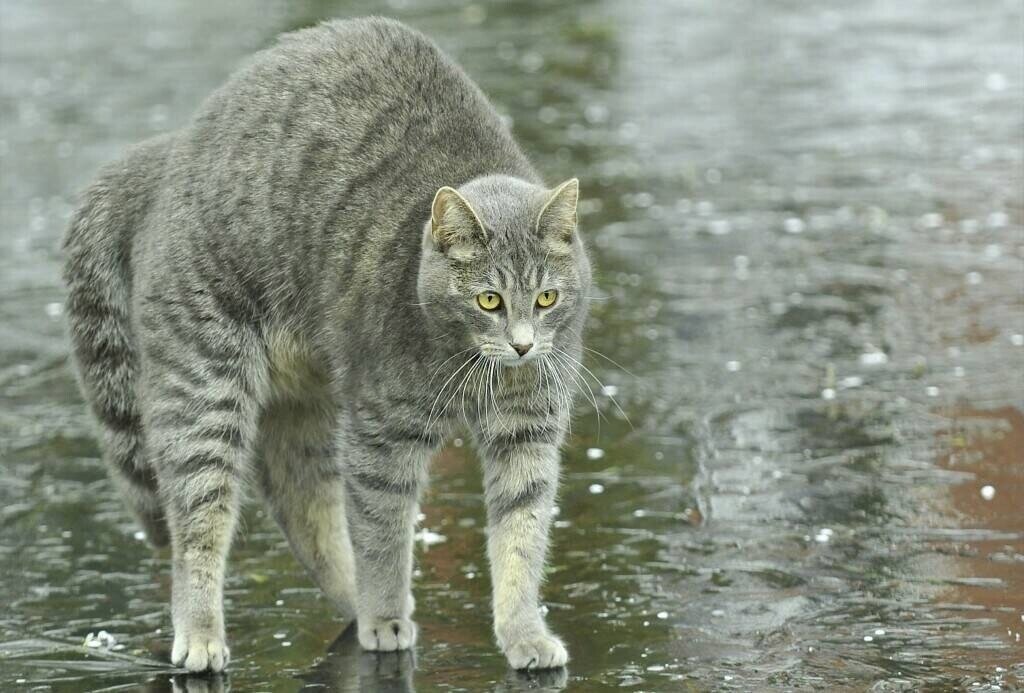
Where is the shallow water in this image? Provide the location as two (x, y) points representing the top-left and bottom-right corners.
(1, 0), (1022, 690)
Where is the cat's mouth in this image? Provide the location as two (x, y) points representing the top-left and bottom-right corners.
(479, 344), (551, 367)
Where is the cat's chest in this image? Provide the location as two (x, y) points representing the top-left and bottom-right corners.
(266, 330), (332, 403)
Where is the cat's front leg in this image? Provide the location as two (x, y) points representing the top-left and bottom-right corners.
(479, 435), (567, 670)
(341, 428), (432, 652)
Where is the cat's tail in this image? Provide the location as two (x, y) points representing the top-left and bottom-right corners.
(62, 135), (174, 548)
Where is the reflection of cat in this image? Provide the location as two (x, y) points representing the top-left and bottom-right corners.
(64, 17), (589, 673)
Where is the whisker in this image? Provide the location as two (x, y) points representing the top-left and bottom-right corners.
(552, 346), (633, 429)
(549, 349), (602, 437)
(426, 353), (478, 429)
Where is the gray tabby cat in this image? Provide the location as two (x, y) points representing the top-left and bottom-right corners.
(63, 17), (590, 672)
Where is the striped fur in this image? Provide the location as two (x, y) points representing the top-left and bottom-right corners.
(62, 18), (590, 672)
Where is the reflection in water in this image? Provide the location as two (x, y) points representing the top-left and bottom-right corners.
(0, 0), (1021, 690)
(298, 625), (416, 693)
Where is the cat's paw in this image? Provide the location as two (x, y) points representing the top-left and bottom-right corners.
(171, 630), (230, 672)
(503, 633), (568, 670)
(358, 617), (417, 651)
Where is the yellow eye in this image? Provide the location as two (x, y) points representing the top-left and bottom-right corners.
(477, 292), (502, 311)
(536, 290), (558, 308)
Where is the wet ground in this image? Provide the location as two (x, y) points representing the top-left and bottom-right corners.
(1, 0), (1022, 690)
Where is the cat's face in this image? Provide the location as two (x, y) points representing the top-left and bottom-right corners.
(417, 175), (590, 367)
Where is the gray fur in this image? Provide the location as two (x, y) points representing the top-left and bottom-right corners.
(62, 17), (590, 672)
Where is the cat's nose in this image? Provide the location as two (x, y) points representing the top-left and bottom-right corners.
(510, 342), (533, 357)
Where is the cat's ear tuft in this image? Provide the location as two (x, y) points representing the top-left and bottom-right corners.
(536, 178), (579, 245)
(430, 186), (487, 255)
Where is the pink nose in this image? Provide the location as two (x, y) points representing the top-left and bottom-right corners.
(511, 342), (533, 356)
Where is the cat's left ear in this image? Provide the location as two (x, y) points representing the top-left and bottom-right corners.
(536, 178), (579, 246)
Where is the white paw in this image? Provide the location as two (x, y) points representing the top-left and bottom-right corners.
(171, 630), (230, 672)
(504, 633), (568, 670)
(358, 617), (417, 651)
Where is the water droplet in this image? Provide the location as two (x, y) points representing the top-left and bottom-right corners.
(133, 530), (146, 541)
(281, 641), (291, 647)
(926, 386), (939, 397)
(980, 485), (995, 501)
(859, 350), (889, 366)
(839, 376), (863, 389)
(586, 447), (605, 460)
(874, 628), (886, 636)
(416, 528), (447, 547)
(708, 219), (732, 235)
(461, 4), (486, 25)
(986, 72), (1008, 91)
(863, 635), (874, 642)
(588, 483), (605, 494)
(273, 632), (287, 639)
(726, 360), (741, 372)
(1010, 334), (1023, 346)
(821, 388), (836, 400)
(275, 599), (284, 606)
(987, 211), (1008, 228)
(520, 52), (544, 73)
(656, 611), (669, 619)
(966, 271), (982, 285)
(711, 609), (725, 617)
(783, 217), (805, 234)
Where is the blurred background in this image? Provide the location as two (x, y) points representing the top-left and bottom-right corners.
(1, 0), (1022, 690)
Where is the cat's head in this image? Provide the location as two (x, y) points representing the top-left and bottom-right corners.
(417, 174), (591, 366)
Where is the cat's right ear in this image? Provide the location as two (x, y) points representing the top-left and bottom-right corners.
(430, 187), (487, 257)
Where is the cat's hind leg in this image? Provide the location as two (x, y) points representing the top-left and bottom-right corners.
(256, 397), (357, 621)
(140, 314), (265, 673)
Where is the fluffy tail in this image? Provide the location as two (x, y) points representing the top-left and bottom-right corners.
(62, 135), (173, 547)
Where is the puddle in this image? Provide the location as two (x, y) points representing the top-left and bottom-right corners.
(1, 0), (1021, 690)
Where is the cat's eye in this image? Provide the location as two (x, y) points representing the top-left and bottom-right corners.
(536, 290), (558, 308)
(477, 292), (502, 311)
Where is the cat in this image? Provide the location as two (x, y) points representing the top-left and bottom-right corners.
(62, 16), (590, 673)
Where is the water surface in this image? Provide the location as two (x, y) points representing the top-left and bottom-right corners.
(1, 0), (1022, 690)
